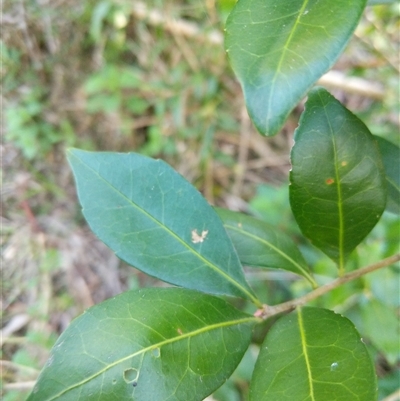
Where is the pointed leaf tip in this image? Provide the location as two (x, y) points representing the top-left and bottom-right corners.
(67, 149), (258, 302)
(225, 0), (367, 135)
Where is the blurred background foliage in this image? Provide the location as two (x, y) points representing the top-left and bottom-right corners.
(1, 1), (399, 400)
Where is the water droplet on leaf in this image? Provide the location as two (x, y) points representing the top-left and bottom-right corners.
(330, 362), (338, 371)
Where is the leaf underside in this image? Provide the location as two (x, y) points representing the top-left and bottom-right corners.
(27, 288), (256, 401)
(67, 149), (257, 302)
(374, 136), (400, 214)
(250, 307), (377, 401)
(289, 87), (387, 268)
(216, 208), (316, 286)
(225, 0), (367, 135)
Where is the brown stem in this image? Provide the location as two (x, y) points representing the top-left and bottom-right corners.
(256, 253), (400, 319)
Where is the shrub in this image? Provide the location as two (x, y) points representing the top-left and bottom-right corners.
(27, 1), (399, 400)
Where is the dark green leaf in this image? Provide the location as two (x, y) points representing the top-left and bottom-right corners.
(27, 288), (257, 401)
(67, 149), (258, 303)
(216, 208), (316, 286)
(225, 0), (367, 135)
(289, 88), (386, 271)
(375, 136), (400, 214)
(250, 307), (377, 401)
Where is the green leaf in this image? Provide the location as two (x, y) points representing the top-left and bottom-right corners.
(375, 136), (400, 214)
(367, 0), (398, 4)
(27, 288), (257, 401)
(289, 87), (386, 271)
(225, 0), (367, 135)
(360, 299), (399, 366)
(90, 1), (112, 42)
(364, 265), (400, 308)
(67, 149), (258, 303)
(250, 307), (377, 401)
(216, 208), (316, 286)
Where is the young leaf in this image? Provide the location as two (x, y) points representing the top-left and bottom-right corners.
(374, 136), (400, 214)
(67, 149), (258, 304)
(225, 0), (367, 135)
(216, 208), (316, 287)
(289, 87), (386, 271)
(27, 288), (257, 401)
(250, 307), (377, 401)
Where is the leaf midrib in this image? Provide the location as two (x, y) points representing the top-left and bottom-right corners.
(320, 97), (345, 271)
(266, 0), (310, 131)
(224, 223), (316, 286)
(46, 316), (257, 400)
(69, 151), (257, 303)
(297, 308), (315, 401)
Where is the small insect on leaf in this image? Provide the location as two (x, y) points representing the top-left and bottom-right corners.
(191, 229), (209, 243)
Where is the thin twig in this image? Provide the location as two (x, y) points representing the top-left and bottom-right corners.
(318, 70), (384, 99)
(232, 105), (251, 197)
(132, 2), (223, 45)
(256, 253), (400, 319)
(3, 381), (36, 391)
(18, 0), (43, 69)
(0, 314), (30, 347)
(170, 28), (200, 72)
(0, 360), (39, 374)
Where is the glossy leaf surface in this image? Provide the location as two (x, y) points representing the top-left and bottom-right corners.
(27, 288), (256, 401)
(250, 307), (377, 401)
(225, 0), (366, 135)
(289, 88), (386, 269)
(375, 136), (400, 214)
(67, 149), (257, 303)
(216, 208), (316, 286)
